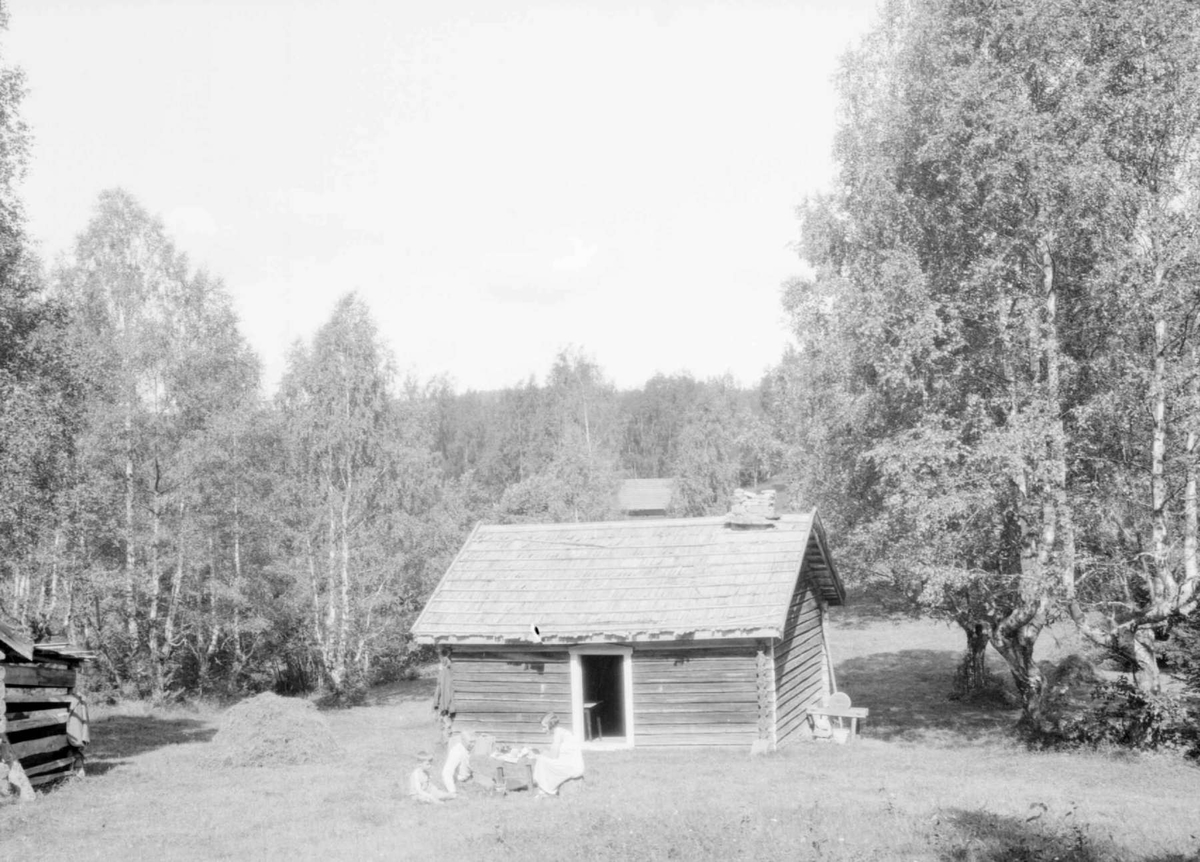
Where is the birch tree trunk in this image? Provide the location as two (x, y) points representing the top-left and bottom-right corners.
(231, 492), (245, 680)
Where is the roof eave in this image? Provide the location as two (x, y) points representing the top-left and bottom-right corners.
(416, 627), (783, 647)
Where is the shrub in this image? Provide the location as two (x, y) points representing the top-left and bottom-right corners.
(1050, 678), (1195, 751)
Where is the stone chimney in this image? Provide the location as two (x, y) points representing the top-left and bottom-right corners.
(726, 488), (779, 527)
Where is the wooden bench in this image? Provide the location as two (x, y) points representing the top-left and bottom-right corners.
(806, 692), (869, 743)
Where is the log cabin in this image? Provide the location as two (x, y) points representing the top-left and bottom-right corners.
(411, 507), (845, 750)
(1, 620), (91, 788)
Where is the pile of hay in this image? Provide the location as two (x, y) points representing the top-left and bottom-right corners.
(210, 692), (341, 768)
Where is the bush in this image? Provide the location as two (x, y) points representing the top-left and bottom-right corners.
(1050, 678), (1195, 751)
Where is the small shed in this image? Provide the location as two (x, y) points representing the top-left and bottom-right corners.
(616, 478), (675, 518)
(412, 511), (845, 749)
(1, 620), (91, 788)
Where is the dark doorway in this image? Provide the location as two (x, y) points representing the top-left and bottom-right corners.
(580, 654), (626, 739)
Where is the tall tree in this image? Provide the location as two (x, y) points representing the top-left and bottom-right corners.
(0, 0), (81, 632)
(773, 0), (1188, 717)
(55, 190), (261, 696)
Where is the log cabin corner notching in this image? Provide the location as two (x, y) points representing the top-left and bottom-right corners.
(411, 512), (845, 749)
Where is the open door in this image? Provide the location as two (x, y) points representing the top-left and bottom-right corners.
(570, 646), (634, 748)
(580, 654), (626, 739)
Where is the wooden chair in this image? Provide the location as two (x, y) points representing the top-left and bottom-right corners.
(807, 692), (869, 743)
(582, 701), (602, 741)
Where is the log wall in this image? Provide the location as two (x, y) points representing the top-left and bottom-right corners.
(449, 649), (572, 746)
(773, 580), (829, 745)
(631, 643), (759, 747)
(1, 659), (83, 787)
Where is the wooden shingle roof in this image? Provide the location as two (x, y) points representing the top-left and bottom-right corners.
(616, 478), (675, 514)
(412, 512), (843, 645)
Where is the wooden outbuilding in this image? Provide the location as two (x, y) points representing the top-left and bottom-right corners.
(1, 620), (91, 788)
(616, 478), (675, 518)
(412, 510), (845, 749)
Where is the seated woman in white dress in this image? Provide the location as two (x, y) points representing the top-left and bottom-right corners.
(532, 712), (584, 796)
(441, 730), (475, 794)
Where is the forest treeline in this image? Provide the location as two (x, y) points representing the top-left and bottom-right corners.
(3, 186), (780, 700)
(3, 0), (1200, 740)
(2, 196), (782, 698)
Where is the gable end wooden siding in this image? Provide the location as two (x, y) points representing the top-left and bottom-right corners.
(448, 648), (572, 746)
(773, 580), (828, 745)
(632, 643), (759, 747)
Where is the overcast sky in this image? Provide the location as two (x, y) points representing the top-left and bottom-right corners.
(6, 0), (880, 393)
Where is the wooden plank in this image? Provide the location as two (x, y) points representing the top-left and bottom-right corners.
(455, 666), (570, 677)
(637, 723), (756, 735)
(635, 649), (758, 661)
(23, 755), (77, 777)
(456, 686), (573, 701)
(452, 652), (569, 664)
(635, 661), (758, 672)
(774, 644), (823, 676)
(630, 691), (758, 703)
(635, 683), (756, 694)
(452, 691), (573, 703)
(454, 701), (566, 715)
(634, 672), (755, 684)
(637, 714), (756, 727)
(2, 665), (76, 688)
(6, 709), (68, 734)
(456, 675), (571, 685)
(637, 703), (757, 717)
(3, 690), (73, 703)
(11, 733), (70, 760)
(775, 673), (823, 706)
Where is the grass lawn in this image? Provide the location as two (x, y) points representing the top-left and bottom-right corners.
(2, 613), (1198, 861)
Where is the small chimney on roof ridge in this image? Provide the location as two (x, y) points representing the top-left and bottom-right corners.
(726, 488), (779, 528)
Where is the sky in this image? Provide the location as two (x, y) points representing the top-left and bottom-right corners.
(4, 0), (880, 393)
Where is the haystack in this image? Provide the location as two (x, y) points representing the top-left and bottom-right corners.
(211, 692), (340, 768)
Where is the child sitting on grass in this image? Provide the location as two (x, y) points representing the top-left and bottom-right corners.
(408, 750), (453, 804)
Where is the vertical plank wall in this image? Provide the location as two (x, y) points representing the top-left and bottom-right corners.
(450, 649), (572, 746)
(774, 578), (829, 744)
(632, 643), (759, 747)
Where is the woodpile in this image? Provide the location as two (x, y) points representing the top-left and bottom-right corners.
(1, 623), (92, 795)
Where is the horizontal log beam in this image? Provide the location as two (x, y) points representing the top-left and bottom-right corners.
(23, 754), (78, 777)
(6, 709), (68, 734)
(637, 715), (756, 726)
(11, 733), (70, 760)
(3, 689), (71, 703)
(2, 665), (76, 688)
(630, 691), (758, 704)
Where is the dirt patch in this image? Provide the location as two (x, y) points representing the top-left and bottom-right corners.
(209, 692), (341, 768)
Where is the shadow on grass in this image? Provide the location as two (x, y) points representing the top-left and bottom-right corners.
(87, 715), (217, 776)
(933, 807), (1200, 862)
(836, 649), (1018, 743)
